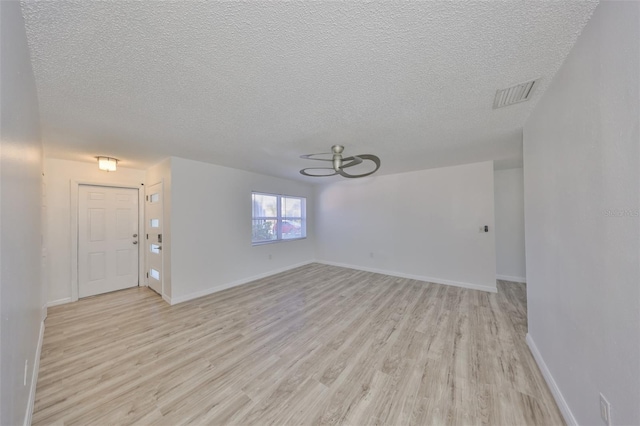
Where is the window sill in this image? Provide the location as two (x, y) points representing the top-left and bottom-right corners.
(252, 237), (307, 246)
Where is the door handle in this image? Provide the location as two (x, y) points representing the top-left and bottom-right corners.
(133, 233), (138, 238)
(133, 241), (138, 245)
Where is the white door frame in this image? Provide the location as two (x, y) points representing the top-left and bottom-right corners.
(70, 180), (145, 302)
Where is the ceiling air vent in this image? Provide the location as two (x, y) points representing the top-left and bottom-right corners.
(493, 79), (539, 109)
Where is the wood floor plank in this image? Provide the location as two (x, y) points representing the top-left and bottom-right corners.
(33, 263), (564, 425)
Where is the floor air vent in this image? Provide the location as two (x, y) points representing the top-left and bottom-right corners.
(493, 79), (539, 109)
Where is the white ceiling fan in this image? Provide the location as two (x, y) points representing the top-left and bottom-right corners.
(300, 145), (381, 178)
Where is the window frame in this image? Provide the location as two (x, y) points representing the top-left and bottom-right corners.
(251, 192), (307, 245)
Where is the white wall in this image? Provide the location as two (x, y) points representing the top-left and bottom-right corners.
(145, 158), (172, 299)
(523, 2), (639, 425)
(44, 159), (145, 304)
(169, 157), (316, 302)
(0, 1), (45, 424)
(316, 161), (497, 292)
(494, 168), (526, 282)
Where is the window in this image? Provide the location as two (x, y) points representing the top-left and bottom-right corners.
(252, 192), (306, 244)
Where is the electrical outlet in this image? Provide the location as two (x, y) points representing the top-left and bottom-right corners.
(599, 393), (611, 426)
(24, 359), (28, 386)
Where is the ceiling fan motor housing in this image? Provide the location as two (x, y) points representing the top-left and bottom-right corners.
(332, 145), (344, 171)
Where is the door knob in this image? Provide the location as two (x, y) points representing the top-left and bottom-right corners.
(133, 241), (138, 245)
(133, 233), (138, 237)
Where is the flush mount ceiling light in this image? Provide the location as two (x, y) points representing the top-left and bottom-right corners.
(97, 156), (118, 172)
(300, 145), (381, 178)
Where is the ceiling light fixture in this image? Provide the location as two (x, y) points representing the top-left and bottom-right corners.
(97, 156), (118, 172)
(300, 145), (380, 178)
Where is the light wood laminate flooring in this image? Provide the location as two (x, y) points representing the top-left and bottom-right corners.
(33, 264), (564, 425)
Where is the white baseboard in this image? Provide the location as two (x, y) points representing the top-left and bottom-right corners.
(24, 319), (45, 426)
(169, 261), (315, 305)
(526, 333), (576, 426)
(316, 260), (497, 293)
(47, 297), (71, 307)
(497, 274), (527, 284)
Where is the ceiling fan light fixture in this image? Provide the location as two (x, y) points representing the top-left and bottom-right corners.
(300, 145), (380, 178)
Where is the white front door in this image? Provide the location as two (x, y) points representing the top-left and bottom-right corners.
(78, 185), (139, 298)
(145, 182), (163, 295)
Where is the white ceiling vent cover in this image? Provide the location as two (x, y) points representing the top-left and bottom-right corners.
(493, 79), (540, 109)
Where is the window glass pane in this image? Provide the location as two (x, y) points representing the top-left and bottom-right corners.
(252, 219), (277, 243)
(280, 219), (302, 239)
(150, 219), (159, 228)
(149, 268), (160, 280)
(252, 194), (278, 218)
(149, 193), (160, 203)
(281, 197), (302, 217)
(150, 244), (161, 254)
(252, 192), (306, 244)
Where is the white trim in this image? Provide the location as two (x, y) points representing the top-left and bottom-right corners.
(169, 261), (314, 305)
(71, 180), (144, 302)
(24, 320), (45, 426)
(496, 274), (527, 283)
(316, 260), (497, 293)
(47, 297), (72, 307)
(526, 333), (577, 426)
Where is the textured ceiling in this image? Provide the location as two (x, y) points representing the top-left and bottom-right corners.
(21, 1), (597, 181)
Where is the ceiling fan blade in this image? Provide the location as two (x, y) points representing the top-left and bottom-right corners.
(340, 156), (363, 168)
(299, 167), (339, 177)
(299, 153), (333, 161)
(337, 154), (381, 178)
